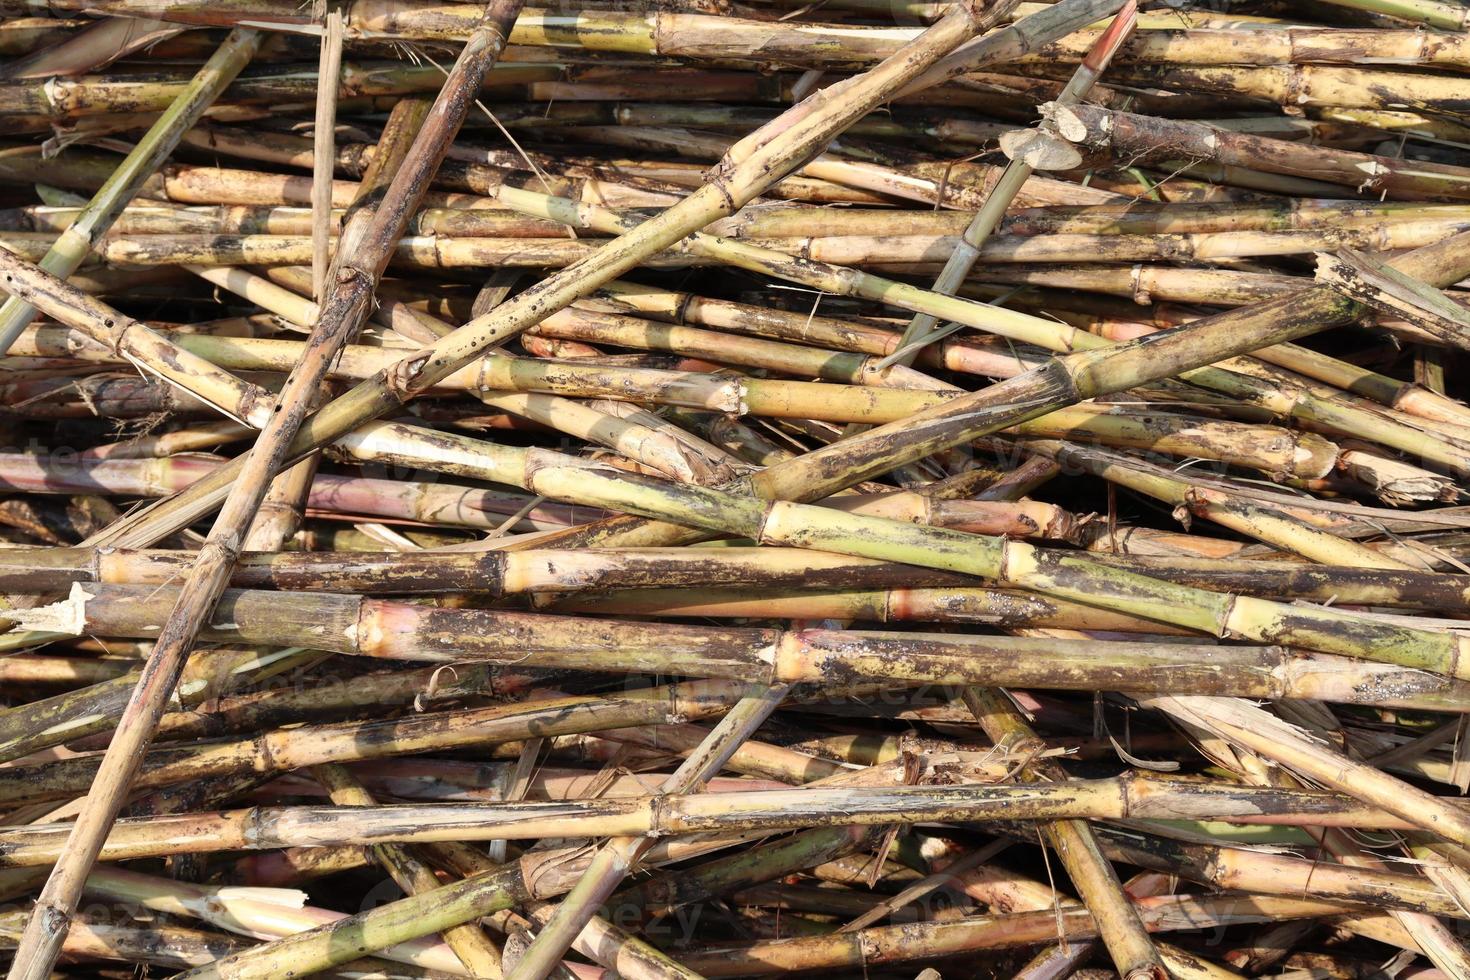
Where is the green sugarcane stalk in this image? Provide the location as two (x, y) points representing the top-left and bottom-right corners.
(887, 0), (1137, 369)
(0, 27), (263, 355)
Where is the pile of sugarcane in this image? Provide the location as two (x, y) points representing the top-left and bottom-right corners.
(8, 0), (1470, 978)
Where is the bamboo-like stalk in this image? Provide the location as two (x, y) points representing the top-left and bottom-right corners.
(1051, 104), (1470, 202)
(888, 1), (1136, 369)
(28, 545), (1470, 610)
(309, 9), (343, 301)
(1098, 826), (1465, 921)
(0, 676), (746, 807)
(0, 656), (500, 769)
(1100, 62), (1470, 116)
(1021, 24), (1470, 68)
(0, 239), (274, 429)
(14, 583), (1470, 710)
(5, 2), (529, 973)
(0, 777), (1464, 866)
(0, 909), (247, 970)
(0, 28), (263, 355)
(0, 452), (597, 531)
(9, 221), (1470, 268)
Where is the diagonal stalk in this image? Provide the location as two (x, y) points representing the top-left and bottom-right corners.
(964, 688), (1166, 980)
(510, 682), (791, 980)
(315, 764), (506, 977)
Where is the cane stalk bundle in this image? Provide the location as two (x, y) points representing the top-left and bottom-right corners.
(7, 0), (1470, 977)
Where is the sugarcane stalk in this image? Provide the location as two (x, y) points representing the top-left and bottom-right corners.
(1051, 104), (1470, 201)
(28, 545), (1470, 608)
(310, 8), (343, 301)
(1, 776), (1467, 867)
(0, 452), (597, 531)
(0, 27), (263, 355)
(676, 893), (1367, 976)
(887, 0), (1136, 370)
(14, 582), (1470, 710)
(1021, 440), (1416, 568)
(10, 219), (1470, 268)
(0, 676), (747, 807)
(1097, 825), (1464, 920)
(0, 910), (246, 970)
(0, 17), (182, 79)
